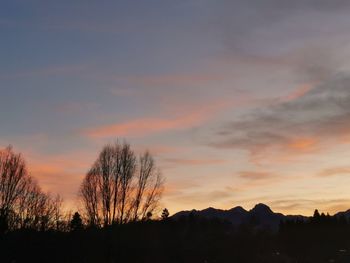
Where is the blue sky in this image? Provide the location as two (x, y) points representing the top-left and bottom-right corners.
(2, 0), (350, 215)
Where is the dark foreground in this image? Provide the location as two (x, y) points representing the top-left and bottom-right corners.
(2, 215), (350, 263)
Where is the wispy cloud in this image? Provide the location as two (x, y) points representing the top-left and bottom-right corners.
(83, 101), (231, 138)
(238, 171), (276, 181)
(318, 167), (350, 177)
(84, 113), (206, 138)
(211, 74), (350, 162)
(282, 83), (314, 102)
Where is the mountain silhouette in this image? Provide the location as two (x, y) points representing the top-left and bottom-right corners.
(172, 203), (307, 230)
(334, 209), (350, 220)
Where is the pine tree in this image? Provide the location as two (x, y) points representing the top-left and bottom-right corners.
(161, 208), (169, 220)
(70, 212), (83, 231)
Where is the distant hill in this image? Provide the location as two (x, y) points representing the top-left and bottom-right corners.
(172, 203), (308, 230)
(334, 209), (350, 220)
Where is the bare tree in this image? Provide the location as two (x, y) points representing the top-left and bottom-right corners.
(0, 146), (64, 232)
(79, 141), (164, 227)
(139, 170), (163, 220)
(111, 143), (121, 224)
(82, 143), (123, 226)
(131, 151), (163, 221)
(53, 194), (63, 231)
(15, 176), (54, 231)
(0, 146), (28, 231)
(17, 176), (41, 229)
(118, 143), (136, 223)
(80, 170), (100, 226)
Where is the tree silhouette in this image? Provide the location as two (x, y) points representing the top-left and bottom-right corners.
(313, 209), (320, 218)
(0, 146), (28, 232)
(161, 208), (169, 220)
(0, 146), (62, 232)
(146, 211), (152, 220)
(70, 212), (83, 231)
(80, 141), (164, 227)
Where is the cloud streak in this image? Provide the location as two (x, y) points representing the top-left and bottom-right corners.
(211, 74), (350, 161)
(85, 114), (206, 138)
(84, 101), (232, 138)
(318, 167), (350, 177)
(238, 171), (276, 181)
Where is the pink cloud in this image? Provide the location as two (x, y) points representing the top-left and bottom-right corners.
(23, 150), (97, 210)
(85, 115), (203, 138)
(84, 101), (231, 138)
(283, 83), (314, 102)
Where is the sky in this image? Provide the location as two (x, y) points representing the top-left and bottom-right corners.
(2, 0), (350, 216)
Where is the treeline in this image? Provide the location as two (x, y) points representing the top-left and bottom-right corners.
(0, 141), (164, 234)
(279, 209), (350, 262)
(3, 143), (350, 262)
(3, 212), (350, 262)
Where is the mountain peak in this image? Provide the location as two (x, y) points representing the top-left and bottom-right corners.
(251, 203), (273, 214)
(171, 203), (308, 230)
(229, 206), (247, 213)
(202, 207), (217, 213)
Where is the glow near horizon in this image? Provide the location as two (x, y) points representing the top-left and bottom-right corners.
(2, 1), (350, 216)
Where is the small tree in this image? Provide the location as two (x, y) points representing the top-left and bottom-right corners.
(161, 208), (169, 220)
(70, 212), (83, 231)
(313, 209), (320, 218)
(146, 211), (152, 221)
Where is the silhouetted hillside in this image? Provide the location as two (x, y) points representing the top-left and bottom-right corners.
(1, 204), (350, 262)
(2, 208), (350, 263)
(335, 209), (350, 220)
(172, 203), (307, 230)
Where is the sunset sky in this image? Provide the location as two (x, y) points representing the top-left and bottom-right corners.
(2, 1), (350, 216)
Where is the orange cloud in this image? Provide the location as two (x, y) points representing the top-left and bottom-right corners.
(238, 171), (276, 181)
(86, 115), (202, 138)
(230, 171), (292, 193)
(287, 137), (318, 151)
(245, 136), (322, 165)
(318, 167), (350, 177)
(161, 180), (200, 196)
(84, 101), (230, 138)
(24, 150), (97, 211)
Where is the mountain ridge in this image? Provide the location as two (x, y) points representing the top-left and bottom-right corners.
(172, 203), (310, 230)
